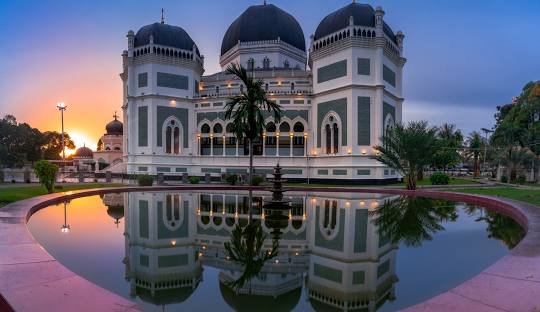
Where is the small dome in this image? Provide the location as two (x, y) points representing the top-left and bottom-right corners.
(314, 3), (396, 42)
(106, 206), (124, 221)
(106, 115), (123, 135)
(221, 4), (306, 56)
(220, 282), (301, 312)
(135, 22), (200, 56)
(74, 146), (93, 158)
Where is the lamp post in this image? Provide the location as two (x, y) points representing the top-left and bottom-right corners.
(481, 127), (494, 177)
(56, 102), (67, 173)
(60, 201), (70, 233)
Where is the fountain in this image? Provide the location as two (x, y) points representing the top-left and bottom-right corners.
(263, 164), (292, 239)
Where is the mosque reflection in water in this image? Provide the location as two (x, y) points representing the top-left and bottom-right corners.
(97, 191), (522, 311)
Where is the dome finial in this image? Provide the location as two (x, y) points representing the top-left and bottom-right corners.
(113, 111), (118, 121)
(263, 0), (267, 5)
(161, 8), (164, 24)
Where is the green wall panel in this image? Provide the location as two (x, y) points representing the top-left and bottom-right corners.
(157, 254), (188, 268)
(315, 208), (345, 251)
(317, 60), (347, 83)
(357, 58), (370, 75)
(157, 72), (188, 90)
(138, 106), (148, 147)
(383, 65), (396, 87)
(138, 72), (148, 88)
(139, 200), (149, 238)
(352, 271), (365, 284)
(317, 98), (347, 147)
(157, 201), (189, 239)
(383, 102), (396, 132)
(333, 169), (347, 175)
(139, 254), (149, 267)
(377, 259), (391, 278)
(156, 106), (189, 148)
(353, 209), (368, 253)
(314, 263), (343, 283)
(357, 96), (371, 146)
(357, 169), (371, 176)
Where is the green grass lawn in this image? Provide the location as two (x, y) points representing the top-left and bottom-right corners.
(0, 183), (124, 207)
(451, 187), (540, 206)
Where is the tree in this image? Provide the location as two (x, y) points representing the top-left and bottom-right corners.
(491, 123), (527, 182)
(371, 196), (457, 247)
(465, 131), (485, 178)
(34, 160), (58, 193)
(41, 131), (75, 160)
(225, 62), (282, 222)
(223, 222), (279, 291)
(0, 115), (43, 167)
(372, 121), (438, 190)
(432, 123), (463, 170)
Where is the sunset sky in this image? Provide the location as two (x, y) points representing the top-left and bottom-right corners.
(1, 0), (539, 150)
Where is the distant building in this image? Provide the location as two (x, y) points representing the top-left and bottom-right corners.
(93, 113), (125, 172)
(122, 2), (406, 183)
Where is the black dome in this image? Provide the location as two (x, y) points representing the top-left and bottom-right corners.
(314, 3), (396, 42)
(221, 4), (306, 56)
(135, 22), (200, 56)
(219, 282), (301, 311)
(75, 146), (93, 158)
(106, 118), (123, 135)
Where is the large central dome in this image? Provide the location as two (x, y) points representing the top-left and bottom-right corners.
(220, 3), (306, 56)
(135, 22), (200, 56)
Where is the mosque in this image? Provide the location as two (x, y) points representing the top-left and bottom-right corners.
(121, 1), (406, 183)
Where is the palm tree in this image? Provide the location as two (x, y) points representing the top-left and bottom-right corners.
(433, 123), (464, 171)
(372, 120), (438, 190)
(225, 63), (282, 223)
(370, 196), (457, 247)
(465, 131), (485, 178)
(223, 222), (279, 291)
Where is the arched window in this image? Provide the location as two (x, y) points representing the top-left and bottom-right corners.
(266, 122), (276, 132)
(292, 122), (305, 156)
(293, 122), (304, 133)
(201, 123), (210, 133)
(225, 123), (236, 155)
(290, 82), (295, 92)
(263, 57), (270, 69)
(279, 122), (290, 133)
(247, 58), (255, 71)
(213, 123), (223, 134)
(284, 60), (290, 68)
(265, 83), (269, 92)
(164, 119), (181, 154)
(213, 123), (224, 155)
(325, 124), (331, 154)
(215, 86), (220, 95)
(384, 114), (395, 135)
(333, 123), (339, 153)
(321, 200), (338, 238)
(164, 194), (181, 230)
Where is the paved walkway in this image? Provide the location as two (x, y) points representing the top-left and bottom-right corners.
(0, 186), (539, 311)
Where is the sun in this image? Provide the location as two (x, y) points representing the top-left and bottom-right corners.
(66, 131), (96, 156)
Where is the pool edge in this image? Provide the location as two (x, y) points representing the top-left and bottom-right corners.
(0, 186), (538, 311)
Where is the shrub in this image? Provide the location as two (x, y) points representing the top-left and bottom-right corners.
(34, 160), (59, 193)
(517, 175), (526, 184)
(188, 176), (200, 184)
(251, 175), (264, 186)
(430, 172), (449, 185)
(225, 174), (238, 185)
(137, 174), (153, 186)
(11, 179), (16, 183)
(501, 176), (508, 183)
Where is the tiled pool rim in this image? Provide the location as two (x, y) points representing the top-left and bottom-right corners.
(0, 186), (538, 312)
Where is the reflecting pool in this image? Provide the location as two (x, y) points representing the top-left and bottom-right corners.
(27, 191), (524, 311)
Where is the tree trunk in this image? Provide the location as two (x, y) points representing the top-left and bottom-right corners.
(248, 139), (254, 225)
(406, 171), (417, 190)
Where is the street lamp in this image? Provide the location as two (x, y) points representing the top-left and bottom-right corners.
(481, 127), (494, 177)
(60, 201), (70, 233)
(56, 102), (67, 173)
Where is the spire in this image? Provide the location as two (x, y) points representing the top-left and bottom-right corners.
(160, 8), (164, 24)
(113, 111), (118, 120)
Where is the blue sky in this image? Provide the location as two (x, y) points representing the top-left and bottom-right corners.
(0, 0), (539, 141)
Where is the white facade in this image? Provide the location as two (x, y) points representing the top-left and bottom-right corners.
(122, 3), (406, 183)
(123, 190), (398, 309)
